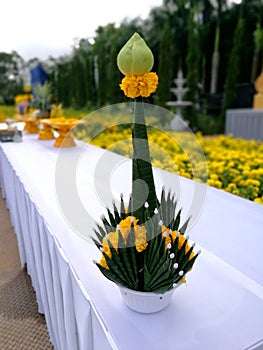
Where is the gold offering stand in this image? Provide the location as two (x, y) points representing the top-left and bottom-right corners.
(253, 71), (263, 108)
(24, 116), (39, 134)
(43, 118), (80, 147)
(38, 119), (54, 140)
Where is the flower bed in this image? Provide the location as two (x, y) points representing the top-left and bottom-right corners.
(74, 120), (263, 204)
(0, 106), (16, 121)
(199, 134), (263, 204)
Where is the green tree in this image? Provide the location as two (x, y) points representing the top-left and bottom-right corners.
(251, 22), (263, 82)
(56, 61), (72, 107)
(0, 51), (23, 105)
(25, 0), (262, 117)
(221, 16), (245, 118)
(209, 0), (228, 93)
(155, 22), (174, 109)
(183, 5), (201, 128)
(238, 0), (262, 84)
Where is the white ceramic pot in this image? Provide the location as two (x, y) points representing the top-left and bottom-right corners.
(118, 285), (177, 313)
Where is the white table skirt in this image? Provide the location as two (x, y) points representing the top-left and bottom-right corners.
(0, 134), (263, 350)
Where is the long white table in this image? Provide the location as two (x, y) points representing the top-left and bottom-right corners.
(0, 134), (263, 350)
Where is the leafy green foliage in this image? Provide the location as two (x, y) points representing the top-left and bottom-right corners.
(0, 52), (23, 105)
(221, 17), (245, 117)
(158, 186), (190, 233)
(32, 82), (52, 111)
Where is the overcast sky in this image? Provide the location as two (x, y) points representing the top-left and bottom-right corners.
(0, 0), (163, 61)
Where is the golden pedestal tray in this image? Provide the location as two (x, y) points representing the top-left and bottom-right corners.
(24, 116), (39, 134)
(44, 118), (80, 147)
(38, 119), (55, 140)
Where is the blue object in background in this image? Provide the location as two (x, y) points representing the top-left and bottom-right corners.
(30, 64), (48, 90)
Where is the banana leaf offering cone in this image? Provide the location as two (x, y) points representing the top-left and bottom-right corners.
(93, 33), (200, 293)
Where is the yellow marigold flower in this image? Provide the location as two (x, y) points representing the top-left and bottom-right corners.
(247, 179), (260, 187)
(207, 179), (222, 189)
(251, 169), (263, 179)
(100, 255), (108, 269)
(99, 216), (148, 268)
(226, 183), (236, 191)
(254, 197), (263, 204)
(210, 174), (219, 181)
(24, 85), (31, 93)
(136, 241), (148, 252)
(225, 183), (239, 196)
(119, 72), (158, 98)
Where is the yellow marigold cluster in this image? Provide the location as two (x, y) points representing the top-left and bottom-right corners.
(99, 216), (195, 275)
(14, 94), (33, 104)
(119, 72), (158, 98)
(100, 216), (148, 269)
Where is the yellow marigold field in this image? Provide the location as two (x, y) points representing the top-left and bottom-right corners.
(73, 112), (263, 205)
(199, 135), (263, 204)
(0, 106), (16, 122)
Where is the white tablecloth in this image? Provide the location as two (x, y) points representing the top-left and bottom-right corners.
(0, 134), (263, 350)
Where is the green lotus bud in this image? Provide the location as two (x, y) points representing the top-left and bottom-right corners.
(117, 32), (154, 76)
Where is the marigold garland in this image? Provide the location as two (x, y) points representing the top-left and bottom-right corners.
(119, 72), (158, 98)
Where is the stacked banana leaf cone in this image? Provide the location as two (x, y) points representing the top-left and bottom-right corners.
(93, 98), (199, 293)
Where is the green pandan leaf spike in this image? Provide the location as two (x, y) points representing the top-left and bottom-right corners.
(120, 194), (126, 220)
(112, 200), (121, 224)
(179, 216), (191, 235)
(131, 99), (158, 223)
(100, 215), (113, 234)
(107, 208), (116, 227)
